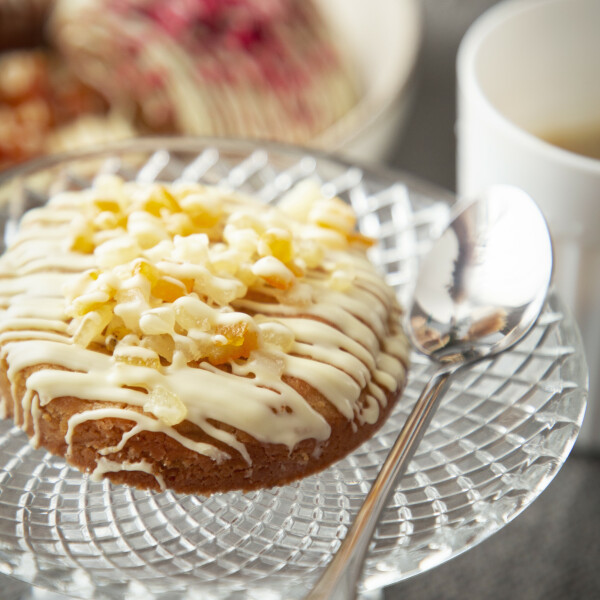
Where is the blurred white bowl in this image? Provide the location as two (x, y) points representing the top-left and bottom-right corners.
(314, 0), (422, 162)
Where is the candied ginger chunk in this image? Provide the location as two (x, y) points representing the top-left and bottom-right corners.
(92, 197), (122, 213)
(172, 234), (209, 264)
(259, 228), (293, 263)
(114, 343), (161, 369)
(133, 259), (160, 285)
(257, 320), (295, 352)
(346, 230), (375, 248)
(72, 305), (113, 347)
(206, 320), (258, 365)
(64, 269), (99, 304)
(179, 192), (222, 227)
(70, 232), (95, 254)
(142, 185), (181, 216)
(278, 179), (322, 222)
(140, 307), (175, 335)
(145, 385), (187, 426)
(152, 276), (189, 303)
(141, 334), (175, 363)
(68, 215), (96, 254)
(68, 289), (113, 317)
(127, 211), (168, 249)
(309, 196), (356, 234)
(95, 236), (142, 269)
(252, 256), (295, 290)
(173, 295), (214, 332)
(164, 212), (195, 237)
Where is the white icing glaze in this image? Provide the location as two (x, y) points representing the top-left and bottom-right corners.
(91, 457), (167, 491)
(0, 178), (409, 488)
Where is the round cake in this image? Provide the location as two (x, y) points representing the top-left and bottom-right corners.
(0, 176), (409, 494)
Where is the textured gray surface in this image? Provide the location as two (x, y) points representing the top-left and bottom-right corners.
(385, 452), (600, 600)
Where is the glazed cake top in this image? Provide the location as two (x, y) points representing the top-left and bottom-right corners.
(0, 176), (409, 481)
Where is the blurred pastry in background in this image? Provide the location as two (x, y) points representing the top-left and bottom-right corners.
(0, 50), (136, 170)
(0, 1), (136, 170)
(51, 0), (359, 143)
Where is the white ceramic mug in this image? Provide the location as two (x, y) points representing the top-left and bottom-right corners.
(456, 0), (600, 448)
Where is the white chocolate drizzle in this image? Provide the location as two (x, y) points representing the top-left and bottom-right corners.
(0, 177), (409, 489)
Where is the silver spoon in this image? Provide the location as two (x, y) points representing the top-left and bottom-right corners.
(306, 185), (553, 600)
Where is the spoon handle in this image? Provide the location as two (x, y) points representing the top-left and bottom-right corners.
(305, 367), (455, 600)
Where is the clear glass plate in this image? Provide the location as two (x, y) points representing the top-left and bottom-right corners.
(0, 139), (587, 600)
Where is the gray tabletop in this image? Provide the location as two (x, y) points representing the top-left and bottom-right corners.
(386, 1), (600, 598)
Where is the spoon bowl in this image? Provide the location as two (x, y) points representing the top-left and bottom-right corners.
(306, 185), (553, 600)
(411, 185), (553, 366)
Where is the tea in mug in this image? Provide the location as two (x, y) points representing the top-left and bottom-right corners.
(540, 125), (600, 160)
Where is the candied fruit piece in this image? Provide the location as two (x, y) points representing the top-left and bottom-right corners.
(127, 211), (169, 249)
(140, 306), (175, 335)
(143, 239), (174, 263)
(70, 233), (95, 254)
(257, 320), (295, 352)
(95, 272), (119, 297)
(68, 214), (96, 254)
(105, 316), (129, 350)
(215, 321), (247, 347)
(172, 233), (210, 264)
(152, 276), (188, 303)
(114, 344), (161, 369)
(226, 211), (265, 234)
(133, 259), (160, 285)
(144, 385), (187, 426)
(142, 185), (181, 217)
(278, 179), (322, 222)
(181, 278), (195, 293)
(223, 225), (260, 255)
(69, 290), (113, 317)
(173, 295), (214, 332)
(114, 287), (151, 332)
(64, 269), (99, 304)
(309, 196), (356, 234)
(259, 228), (293, 263)
(72, 305), (113, 348)
(205, 320), (258, 365)
(93, 197), (121, 213)
(251, 256), (295, 290)
(296, 240), (324, 269)
(346, 230), (375, 248)
(141, 334), (175, 363)
(95, 236), (142, 269)
(164, 212), (195, 237)
(179, 192), (222, 228)
(286, 260), (305, 278)
(116, 287), (148, 305)
(94, 211), (122, 230)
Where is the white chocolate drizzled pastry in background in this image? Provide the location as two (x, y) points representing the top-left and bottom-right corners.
(50, 0), (358, 143)
(0, 178), (409, 494)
